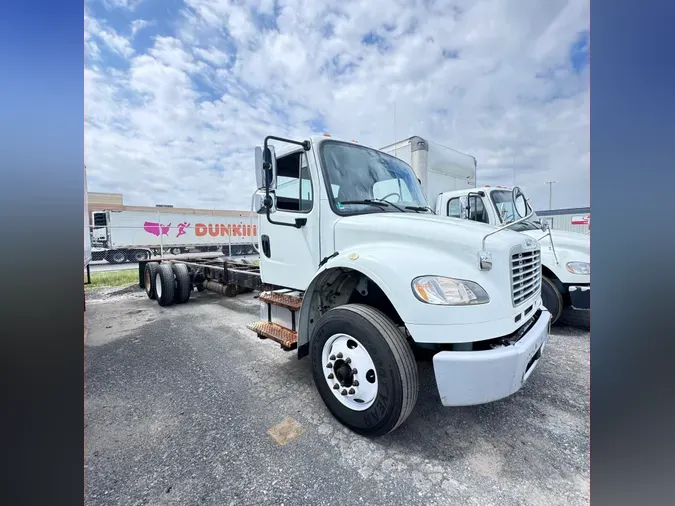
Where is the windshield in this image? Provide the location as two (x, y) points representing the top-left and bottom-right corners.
(319, 141), (429, 214)
(490, 190), (541, 231)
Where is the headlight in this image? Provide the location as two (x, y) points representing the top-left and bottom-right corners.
(566, 262), (590, 275)
(412, 276), (490, 305)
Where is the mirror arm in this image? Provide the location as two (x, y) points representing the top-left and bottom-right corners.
(481, 206), (534, 250)
(262, 135), (311, 229)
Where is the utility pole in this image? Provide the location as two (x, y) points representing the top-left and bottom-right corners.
(545, 181), (557, 210)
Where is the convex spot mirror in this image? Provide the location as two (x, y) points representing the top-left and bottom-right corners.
(254, 145), (277, 191)
(512, 186), (529, 219)
(459, 196), (469, 219)
(253, 191), (276, 214)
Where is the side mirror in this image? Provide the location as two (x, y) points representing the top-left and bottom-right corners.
(512, 186), (528, 218)
(254, 145), (277, 190)
(541, 220), (550, 232)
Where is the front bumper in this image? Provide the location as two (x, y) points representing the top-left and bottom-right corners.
(432, 308), (551, 407)
(568, 285), (590, 310)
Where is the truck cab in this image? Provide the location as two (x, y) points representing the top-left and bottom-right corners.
(251, 134), (550, 436)
(436, 186), (590, 323)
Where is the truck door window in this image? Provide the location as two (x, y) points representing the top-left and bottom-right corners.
(447, 198), (461, 218)
(468, 196), (489, 224)
(275, 152), (313, 213)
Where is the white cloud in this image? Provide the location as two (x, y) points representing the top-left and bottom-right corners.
(85, 0), (590, 212)
(85, 13), (134, 59)
(102, 0), (146, 11)
(131, 19), (154, 37)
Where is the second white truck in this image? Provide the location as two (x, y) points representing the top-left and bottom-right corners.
(380, 136), (590, 324)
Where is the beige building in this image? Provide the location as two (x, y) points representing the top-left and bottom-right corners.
(87, 192), (253, 225)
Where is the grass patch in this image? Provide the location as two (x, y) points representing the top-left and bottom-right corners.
(86, 269), (138, 288)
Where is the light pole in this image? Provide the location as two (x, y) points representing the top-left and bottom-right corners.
(545, 181), (557, 210)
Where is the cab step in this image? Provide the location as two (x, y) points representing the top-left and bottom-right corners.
(258, 289), (303, 311)
(246, 321), (298, 350)
(249, 289), (303, 350)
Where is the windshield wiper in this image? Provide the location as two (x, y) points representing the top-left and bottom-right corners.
(405, 205), (434, 213)
(340, 199), (406, 212)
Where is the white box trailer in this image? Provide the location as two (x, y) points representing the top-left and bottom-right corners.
(91, 209), (258, 263)
(379, 136), (476, 206)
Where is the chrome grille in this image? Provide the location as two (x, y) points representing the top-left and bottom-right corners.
(511, 249), (541, 306)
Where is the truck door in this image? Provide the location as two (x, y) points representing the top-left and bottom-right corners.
(259, 149), (320, 291)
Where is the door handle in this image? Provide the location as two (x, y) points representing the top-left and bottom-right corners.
(261, 235), (271, 258)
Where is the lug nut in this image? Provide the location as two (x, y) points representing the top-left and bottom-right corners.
(348, 388), (355, 395)
(345, 357), (351, 364)
(330, 355), (336, 361)
(353, 380), (359, 386)
(351, 368), (358, 374)
(333, 384), (339, 390)
(341, 389), (348, 396)
(337, 352), (343, 358)
(326, 362), (332, 368)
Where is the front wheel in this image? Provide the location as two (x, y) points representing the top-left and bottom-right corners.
(541, 276), (564, 324)
(310, 304), (418, 437)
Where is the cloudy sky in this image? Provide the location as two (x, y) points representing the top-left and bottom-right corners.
(85, 0), (589, 212)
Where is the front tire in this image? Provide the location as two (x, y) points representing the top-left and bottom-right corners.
(541, 276), (564, 324)
(310, 304), (418, 437)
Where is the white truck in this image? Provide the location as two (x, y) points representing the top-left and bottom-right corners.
(381, 136), (590, 324)
(90, 209), (258, 263)
(138, 133), (551, 437)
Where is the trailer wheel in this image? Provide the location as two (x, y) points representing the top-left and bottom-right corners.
(131, 250), (150, 262)
(172, 263), (191, 304)
(542, 275), (564, 324)
(310, 304), (418, 437)
(107, 250), (127, 264)
(144, 263), (160, 299)
(155, 264), (175, 307)
(170, 247), (182, 255)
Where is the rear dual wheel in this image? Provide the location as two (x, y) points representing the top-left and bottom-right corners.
(310, 304), (418, 437)
(153, 263), (191, 306)
(144, 262), (159, 299)
(107, 250), (127, 264)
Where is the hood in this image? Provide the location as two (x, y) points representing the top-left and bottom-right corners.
(333, 212), (532, 260)
(522, 229), (589, 256)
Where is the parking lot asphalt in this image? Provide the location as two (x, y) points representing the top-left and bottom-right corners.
(85, 285), (589, 506)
